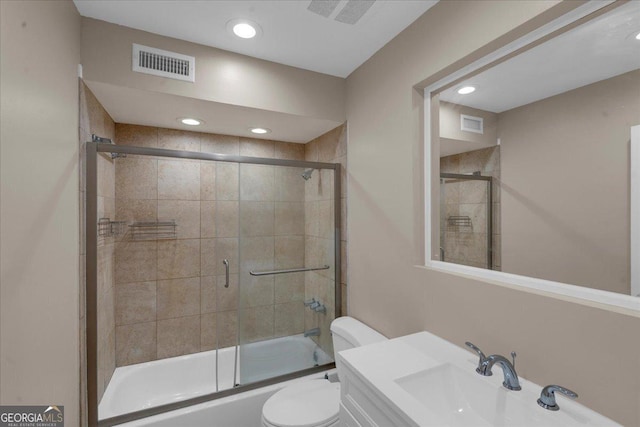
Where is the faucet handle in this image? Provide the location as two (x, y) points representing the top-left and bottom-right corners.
(510, 351), (516, 368)
(304, 298), (316, 307)
(465, 342), (490, 376)
(537, 385), (578, 411)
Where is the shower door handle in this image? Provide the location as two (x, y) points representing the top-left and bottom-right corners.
(223, 259), (230, 288)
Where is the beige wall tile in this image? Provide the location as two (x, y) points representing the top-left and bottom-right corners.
(240, 236), (274, 272)
(317, 200), (334, 240)
(97, 154), (115, 198)
(275, 167), (305, 202)
(157, 277), (201, 320)
(317, 128), (340, 162)
(158, 128), (200, 152)
(158, 160), (200, 200)
(115, 281), (156, 326)
(116, 322), (156, 366)
(201, 313), (217, 351)
(215, 238), (239, 275)
(116, 124), (158, 147)
(217, 310), (238, 348)
(114, 241), (157, 284)
(157, 200), (201, 239)
(216, 162), (239, 201)
(201, 201), (216, 238)
(275, 202), (305, 236)
(200, 238), (217, 276)
(239, 273), (274, 308)
(274, 302), (304, 337)
(200, 161), (217, 201)
(239, 137), (275, 158)
(157, 239), (200, 279)
(115, 199), (157, 223)
(305, 201), (319, 237)
(201, 133), (239, 156)
(217, 201), (240, 237)
(239, 164), (274, 201)
(157, 315), (201, 359)
(115, 157), (158, 200)
(275, 273), (305, 304)
(275, 142), (305, 160)
(304, 139), (318, 162)
(275, 236), (304, 269)
(200, 275), (217, 314)
(240, 201), (274, 237)
(239, 305), (274, 343)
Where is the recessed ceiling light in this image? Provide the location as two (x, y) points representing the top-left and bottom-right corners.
(635, 31), (640, 40)
(179, 118), (202, 126)
(457, 86), (476, 95)
(250, 127), (270, 134)
(227, 19), (262, 40)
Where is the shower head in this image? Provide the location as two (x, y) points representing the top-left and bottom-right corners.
(302, 168), (314, 181)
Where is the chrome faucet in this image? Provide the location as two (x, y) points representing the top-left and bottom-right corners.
(537, 385), (578, 411)
(465, 342), (521, 391)
(304, 327), (320, 337)
(481, 353), (521, 391)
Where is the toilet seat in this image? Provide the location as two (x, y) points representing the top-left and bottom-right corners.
(262, 379), (340, 427)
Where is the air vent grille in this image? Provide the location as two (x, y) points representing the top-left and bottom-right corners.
(132, 44), (195, 82)
(460, 114), (484, 134)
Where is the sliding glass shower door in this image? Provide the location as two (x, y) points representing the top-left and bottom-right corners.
(237, 164), (336, 385)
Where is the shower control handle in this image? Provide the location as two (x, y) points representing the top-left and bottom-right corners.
(223, 259), (230, 288)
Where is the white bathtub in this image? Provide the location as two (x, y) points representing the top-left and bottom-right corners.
(100, 334), (333, 420)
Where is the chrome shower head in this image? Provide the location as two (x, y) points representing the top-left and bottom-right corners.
(302, 168), (314, 181)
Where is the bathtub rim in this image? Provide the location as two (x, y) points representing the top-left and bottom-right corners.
(97, 362), (335, 427)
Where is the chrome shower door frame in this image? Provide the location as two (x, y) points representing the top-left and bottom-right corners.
(85, 141), (342, 427)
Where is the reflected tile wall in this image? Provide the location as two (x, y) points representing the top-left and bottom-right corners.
(440, 146), (501, 270)
(112, 124), (312, 366)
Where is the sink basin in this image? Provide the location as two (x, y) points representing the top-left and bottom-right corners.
(395, 363), (596, 427)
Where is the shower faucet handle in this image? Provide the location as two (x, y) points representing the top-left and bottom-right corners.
(304, 298), (316, 307)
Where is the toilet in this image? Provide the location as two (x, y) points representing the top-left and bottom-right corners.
(261, 316), (387, 427)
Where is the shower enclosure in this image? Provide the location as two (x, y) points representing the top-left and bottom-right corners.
(86, 140), (341, 425)
(439, 173), (493, 269)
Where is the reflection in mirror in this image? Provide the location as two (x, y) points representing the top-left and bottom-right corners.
(433, 1), (640, 296)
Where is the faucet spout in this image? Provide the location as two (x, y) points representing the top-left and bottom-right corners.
(481, 354), (521, 391)
(304, 327), (320, 338)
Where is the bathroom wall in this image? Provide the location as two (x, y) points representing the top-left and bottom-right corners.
(345, 1), (640, 425)
(81, 18), (345, 123)
(498, 70), (638, 294)
(440, 146), (501, 270)
(0, 0), (81, 423)
(79, 83), (117, 404)
(112, 124), (312, 366)
(304, 124), (348, 354)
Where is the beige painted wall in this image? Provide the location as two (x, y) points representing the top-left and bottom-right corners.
(0, 0), (81, 424)
(499, 70), (639, 295)
(81, 18), (345, 123)
(439, 102), (498, 156)
(345, 1), (640, 425)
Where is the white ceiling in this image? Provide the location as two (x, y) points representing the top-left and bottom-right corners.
(73, 0), (437, 78)
(439, 1), (640, 113)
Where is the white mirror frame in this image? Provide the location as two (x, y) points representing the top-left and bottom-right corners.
(422, 0), (640, 314)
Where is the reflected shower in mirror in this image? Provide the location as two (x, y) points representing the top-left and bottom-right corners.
(433, 1), (640, 296)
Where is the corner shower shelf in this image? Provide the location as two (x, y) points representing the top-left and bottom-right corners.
(447, 216), (472, 227)
(129, 220), (177, 241)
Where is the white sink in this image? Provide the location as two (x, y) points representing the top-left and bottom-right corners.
(338, 332), (620, 427)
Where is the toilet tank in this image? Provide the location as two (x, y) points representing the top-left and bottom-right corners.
(330, 317), (387, 380)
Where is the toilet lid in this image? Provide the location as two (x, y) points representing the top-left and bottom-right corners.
(262, 380), (340, 427)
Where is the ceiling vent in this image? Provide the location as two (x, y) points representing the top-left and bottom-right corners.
(460, 114), (484, 134)
(132, 44), (195, 82)
(307, 0), (375, 25)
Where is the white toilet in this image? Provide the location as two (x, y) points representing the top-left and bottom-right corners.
(261, 316), (387, 427)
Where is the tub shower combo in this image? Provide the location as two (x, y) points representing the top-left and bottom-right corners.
(85, 138), (341, 425)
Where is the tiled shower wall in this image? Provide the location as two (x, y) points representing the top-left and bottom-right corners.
(303, 124), (347, 354)
(79, 82), (116, 404)
(111, 125), (328, 366)
(440, 146), (501, 270)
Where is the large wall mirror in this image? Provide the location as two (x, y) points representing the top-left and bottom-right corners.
(426, 0), (640, 307)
